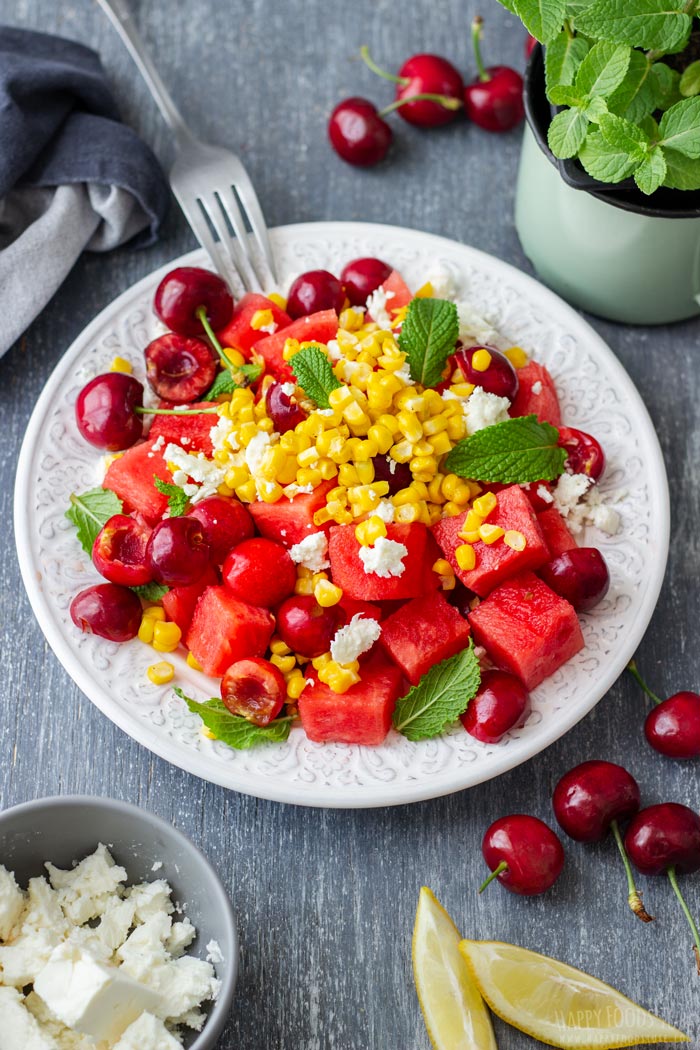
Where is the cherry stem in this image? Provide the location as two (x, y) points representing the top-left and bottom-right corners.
(134, 406), (219, 416)
(478, 860), (508, 894)
(358, 45), (407, 85)
(667, 866), (700, 974)
(378, 93), (462, 117)
(610, 819), (654, 923)
(196, 305), (230, 368)
(471, 16), (491, 84)
(627, 660), (664, 706)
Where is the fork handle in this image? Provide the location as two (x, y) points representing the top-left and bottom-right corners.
(96, 0), (194, 146)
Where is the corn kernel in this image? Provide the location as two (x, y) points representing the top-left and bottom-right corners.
(432, 558), (454, 577)
(390, 440), (413, 464)
(395, 410), (423, 444)
(110, 356), (132, 374)
(270, 653), (297, 674)
(185, 652), (202, 672)
(449, 382), (475, 398)
(257, 478), (283, 503)
(318, 458), (339, 481)
(355, 461), (375, 485)
(479, 523), (505, 545)
(328, 386), (354, 410)
(138, 618), (155, 644)
(367, 424), (393, 455)
(423, 414), (448, 437)
(277, 457), (299, 485)
(409, 455), (438, 477)
(286, 673), (306, 700)
(152, 621), (182, 653)
(318, 660), (360, 693)
(428, 476), (446, 504)
(312, 653), (332, 670)
(315, 579), (343, 607)
(268, 292), (287, 310)
(394, 502), (421, 523)
(343, 402), (371, 434)
(355, 516), (387, 546)
(504, 530), (527, 551)
(143, 606), (166, 621)
(473, 492), (498, 519)
(296, 467), (323, 488)
(258, 445), (287, 480)
(250, 308), (274, 331)
(294, 577), (315, 595)
(455, 544), (476, 571)
(235, 479), (258, 503)
(224, 348), (246, 367)
(282, 337), (301, 362)
(505, 346), (529, 368)
(270, 637), (292, 656)
(428, 431), (452, 457)
(471, 348), (493, 372)
(147, 661), (174, 685)
(443, 501), (464, 517)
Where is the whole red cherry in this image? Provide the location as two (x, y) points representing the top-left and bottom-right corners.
(340, 257), (392, 306)
(557, 426), (606, 481)
(154, 266), (233, 337)
(628, 661), (700, 760)
(461, 670), (529, 743)
(538, 548), (610, 612)
(286, 270), (345, 319)
(394, 53), (464, 127)
(480, 814), (565, 896)
(328, 98), (393, 167)
(75, 373), (144, 451)
(464, 17), (524, 132)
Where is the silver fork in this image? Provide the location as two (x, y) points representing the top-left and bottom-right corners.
(96, 0), (277, 293)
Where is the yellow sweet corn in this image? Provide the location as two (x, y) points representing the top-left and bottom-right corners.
(478, 523), (505, 545)
(504, 530), (527, 551)
(110, 356), (132, 374)
(147, 662), (174, 685)
(314, 579), (343, 606)
(505, 346), (529, 368)
(455, 544), (476, 571)
(152, 621), (182, 653)
(473, 492), (498, 519)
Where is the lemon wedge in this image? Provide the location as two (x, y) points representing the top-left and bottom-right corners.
(412, 888), (497, 1050)
(459, 940), (689, 1049)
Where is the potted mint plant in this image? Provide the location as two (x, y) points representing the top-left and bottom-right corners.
(499, 0), (700, 323)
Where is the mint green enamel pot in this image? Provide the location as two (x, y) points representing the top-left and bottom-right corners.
(515, 47), (700, 325)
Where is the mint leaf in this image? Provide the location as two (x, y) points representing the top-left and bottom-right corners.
(290, 345), (341, 409)
(495, 0), (518, 12)
(680, 60), (700, 98)
(393, 643), (481, 741)
(579, 130), (638, 181)
(575, 41), (631, 98)
(66, 488), (123, 555)
(548, 106), (590, 158)
(132, 582), (169, 601)
(154, 477), (190, 517)
(545, 33), (590, 90)
(634, 147), (667, 194)
(175, 688), (293, 749)
(659, 97), (700, 159)
(444, 415), (568, 484)
(662, 147), (700, 188)
(599, 112), (649, 159)
(608, 50), (655, 122)
(650, 62), (682, 111)
(583, 96), (609, 122)
(513, 0), (567, 43)
(575, 1), (692, 54)
(204, 362), (262, 399)
(398, 298), (459, 388)
(548, 84), (585, 106)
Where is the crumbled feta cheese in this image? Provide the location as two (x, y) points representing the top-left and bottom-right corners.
(359, 537), (407, 578)
(166, 920), (196, 959)
(113, 1011), (181, 1050)
(209, 414), (239, 454)
(330, 614), (382, 665)
(46, 843), (127, 925)
(283, 483), (314, 498)
(553, 473), (593, 521)
(388, 459), (397, 475)
(280, 382), (296, 397)
(455, 301), (499, 346)
(0, 986), (57, 1050)
(536, 484), (554, 505)
(326, 339), (342, 362)
(424, 259), (460, 300)
(205, 939), (224, 965)
(151, 862), (163, 873)
(366, 286), (394, 330)
(164, 443), (228, 504)
(244, 430), (271, 476)
(373, 499), (396, 523)
(127, 881), (174, 925)
(151, 434), (165, 452)
(394, 361), (412, 385)
(0, 866), (25, 942)
(288, 533), (329, 572)
(586, 500), (621, 536)
(531, 380), (543, 395)
(463, 386), (511, 435)
(259, 321), (277, 335)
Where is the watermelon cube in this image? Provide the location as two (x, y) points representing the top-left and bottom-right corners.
(148, 401), (219, 456)
(538, 507), (578, 558)
(379, 591), (471, 685)
(298, 653), (403, 745)
(216, 293), (292, 356)
(185, 586), (274, 677)
(509, 361), (562, 426)
(339, 597), (382, 626)
(432, 485), (550, 597)
(468, 571), (584, 689)
(248, 479), (336, 546)
(380, 270), (413, 316)
(103, 440), (174, 525)
(252, 309), (339, 381)
(162, 565), (218, 636)
(328, 522), (431, 601)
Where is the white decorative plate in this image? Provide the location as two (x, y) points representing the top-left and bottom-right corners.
(15, 222), (669, 808)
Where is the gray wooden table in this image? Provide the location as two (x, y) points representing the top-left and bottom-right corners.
(1, 1), (698, 1046)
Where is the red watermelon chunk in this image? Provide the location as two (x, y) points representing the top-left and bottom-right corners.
(298, 653), (403, 745)
(103, 440), (174, 525)
(380, 270), (413, 316)
(162, 565), (218, 636)
(216, 293), (292, 356)
(379, 591), (471, 685)
(468, 571), (584, 689)
(339, 598), (382, 625)
(252, 309), (339, 381)
(248, 480), (336, 546)
(432, 485), (550, 598)
(509, 361), (562, 426)
(328, 522), (431, 601)
(185, 585), (274, 677)
(538, 507), (578, 558)
(148, 401), (219, 456)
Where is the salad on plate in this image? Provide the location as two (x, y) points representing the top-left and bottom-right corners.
(66, 255), (619, 752)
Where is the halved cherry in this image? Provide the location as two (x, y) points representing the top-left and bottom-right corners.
(154, 267), (233, 337)
(455, 345), (519, 400)
(188, 496), (255, 564)
(221, 657), (286, 726)
(558, 426), (606, 481)
(145, 333), (217, 403)
(70, 583), (142, 642)
(92, 514), (152, 587)
(276, 595), (343, 658)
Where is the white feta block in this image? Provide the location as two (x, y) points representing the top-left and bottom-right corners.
(0, 928), (57, 986)
(0, 865), (25, 941)
(112, 1012), (181, 1050)
(330, 614), (381, 666)
(34, 943), (161, 1045)
(166, 919), (196, 958)
(46, 844), (127, 924)
(0, 986), (58, 1050)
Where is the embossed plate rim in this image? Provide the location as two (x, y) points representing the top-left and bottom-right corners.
(14, 222), (670, 807)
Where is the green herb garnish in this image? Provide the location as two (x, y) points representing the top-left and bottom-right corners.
(398, 298), (460, 388)
(175, 688), (293, 749)
(154, 477), (190, 517)
(65, 488), (123, 555)
(444, 415), (567, 484)
(393, 643), (481, 741)
(290, 345), (341, 409)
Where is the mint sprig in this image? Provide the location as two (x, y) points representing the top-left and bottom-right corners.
(132, 582), (169, 602)
(290, 345), (341, 409)
(66, 488), (123, 555)
(445, 415), (568, 484)
(175, 688), (293, 749)
(398, 298), (459, 388)
(393, 643), (481, 741)
(205, 362), (262, 399)
(154, 477), (190, 517)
